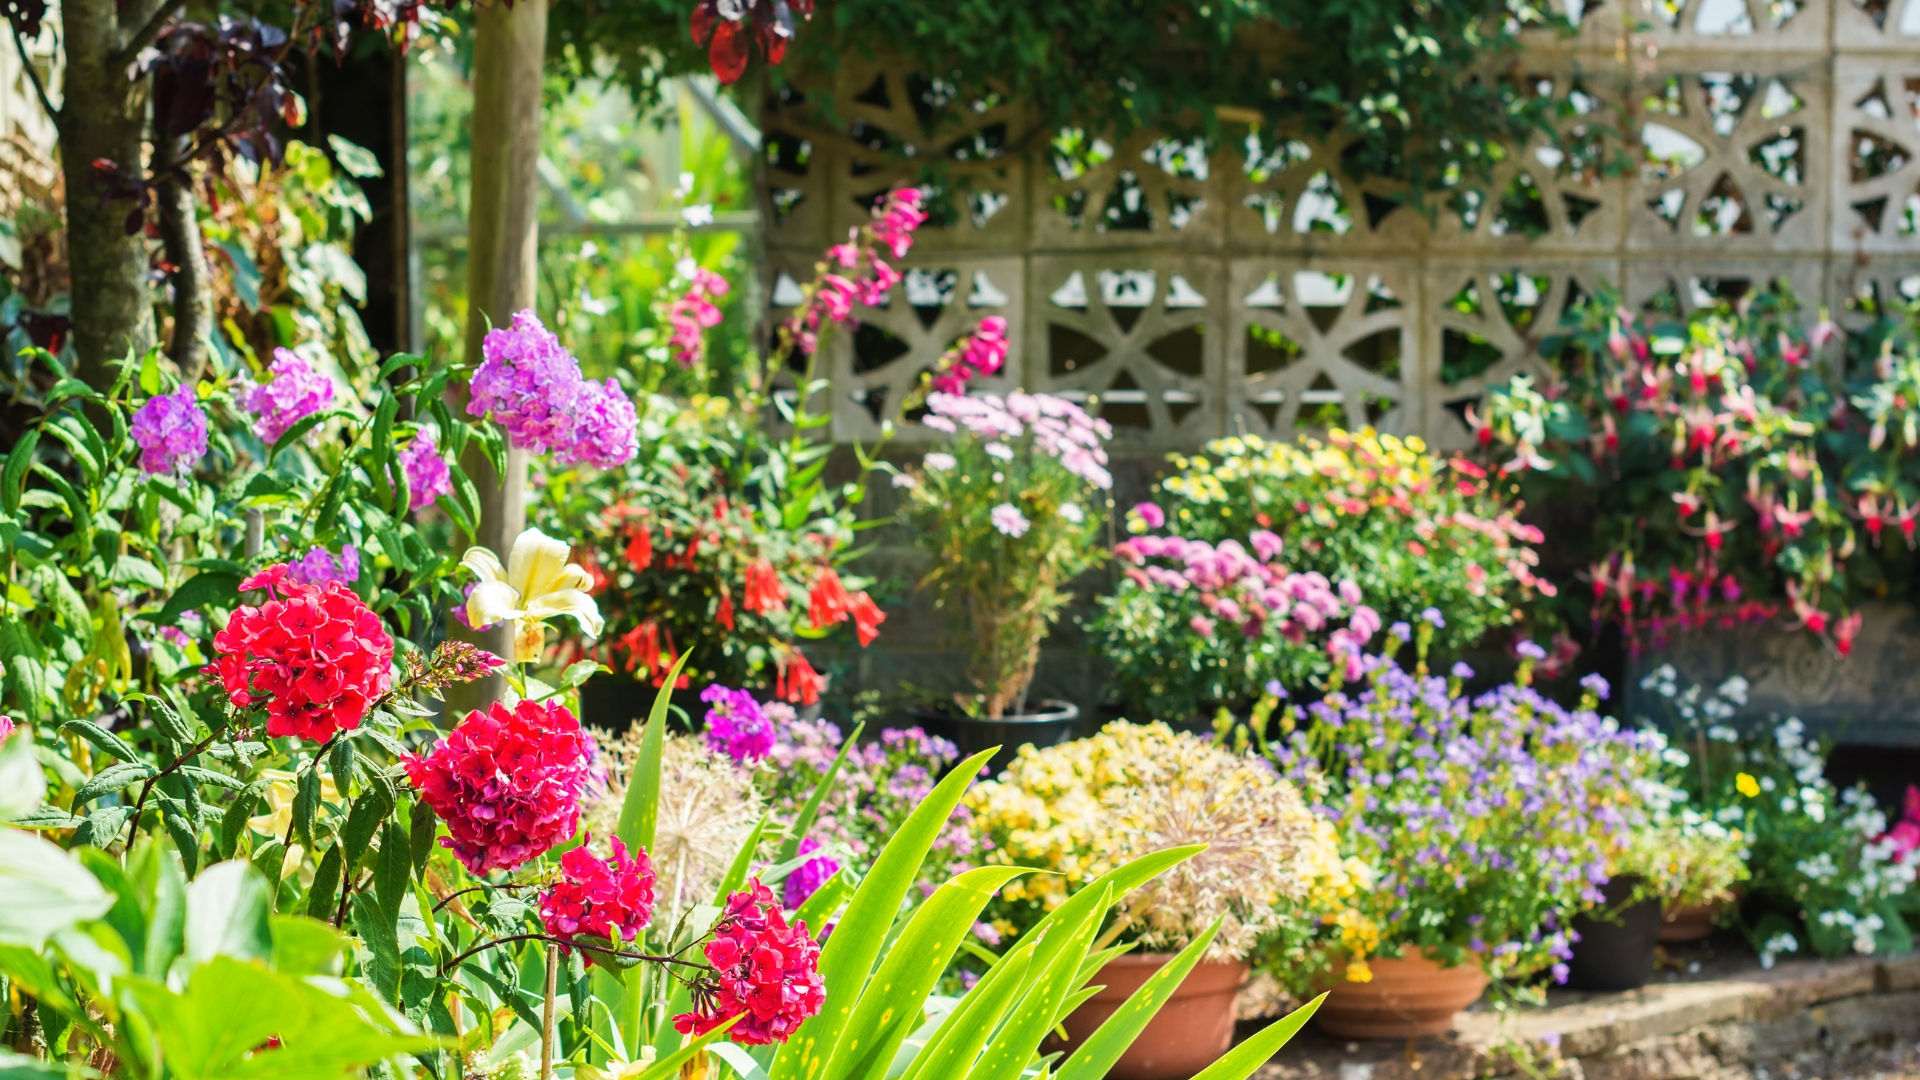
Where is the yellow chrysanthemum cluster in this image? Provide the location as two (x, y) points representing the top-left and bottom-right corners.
(968, 722), (1371, 962)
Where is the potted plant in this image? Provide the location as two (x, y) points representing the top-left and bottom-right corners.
(968, 721), (1349, 1080)
(1270, 635), (1650, 1037)
(894, 389), (1113, 766)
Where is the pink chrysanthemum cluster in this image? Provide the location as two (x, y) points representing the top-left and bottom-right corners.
(787, 188), (924, 356)
(287, 544), (359, 586)
(131, 384), (208, 477)
(467, 310), (637, 469)
(539, 835), (656, 962)
(205, 564), (395, 743)
(403, 698), (595, 874)
(668, 266), (730, 367)
(674, 879), (825, 1045)
(399, 430), (452, 511)
(1115, 532), (1381, 674)
(923, 391), (1114, 489)
(930, 316), (1010, 395)
(243, 348), (336, 444)
(701, 685), (774, 764)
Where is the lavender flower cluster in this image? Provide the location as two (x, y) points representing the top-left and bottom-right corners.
(131, 384), (209, 478)
(241, 349), (335, 445)
(1274, 646), (1655, 983)
(468, 310), (637, 469)
(922, 391), (1113, 490)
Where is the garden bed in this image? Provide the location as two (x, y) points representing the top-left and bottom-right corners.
(1249, 947), (1920, 1080)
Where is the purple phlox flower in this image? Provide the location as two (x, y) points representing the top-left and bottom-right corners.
(1264, 679), (1287, 699)
(1579, 672), (1611, 699)
(702, 684), (774, 763)
(1420, 607), (1446, 628)
(1515, 639), (1548, 660)
(469, 310), (586, 451)
(783, 837), (842, 909)
(972, 920), (1002, 947)
(242, 348), (335, 444)
(1389, 621), (1412, 641)
(131, 384), (208, 477)
(399, 429), (453, 511)
(1451, 662), (1475, 680)
(286, 544), (359, 586)
(552, 377), (639, 470)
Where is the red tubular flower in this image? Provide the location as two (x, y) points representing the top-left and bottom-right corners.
(777, 649), (825, 706)
(205, 566), (394, 743)
(673, 879), (824, 1045)
(848, 591), (885, 648)
(402, 698), (594, 874)
(718, 591), (736, 631)
(808, 568), (853, 630)
(743, 559), (786, 616)
(540, 835), (657, 963)
(625, 526), (653, 572)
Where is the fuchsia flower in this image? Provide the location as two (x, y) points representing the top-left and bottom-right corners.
(674, 879), (826, 1045)
(873, 188), (927, 259)
(242, 349), (335, 444)
(930, 316), (1010, 395)
(131, 384), (208, 477)
(669, 267), (730, 367)
(540, 835), (656, 963)
(0, 715), (15, 743)
(399, 431), (452, 511)
(403, 698), (595, 874)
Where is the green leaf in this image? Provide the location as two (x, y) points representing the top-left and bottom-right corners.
(71, 761), (157, 805)
(160, 801), (200, 879)
(1187, 994), (1325, 1080)
(306, 843), (344, 920)
(1, 429), (37, 514)
(634, 1016), (744, 1080)
(713, 813), (773, 904)
(153, 571), (240, 627)
(41, 416), (100, 485)
(0, 829), (113, 948)
(0, 723), (46, 820)
(329, 737), (357, 792)
(776, 720), (865, 864)
(183, 860), (273, 965)
(215, 239), (263, 310)
(147, 694), (195, 745)
(342, 786), (393, 872)
(793, 868), (854, 933)
(615, 652), (690, 855)
(61, 719), (142, 764)
(898, 942), (1037, 1080)
(962, 886), (1108, 1080)
(375, 820), (411, 929)
(328, 134), (384, 178)
(293, 766), (320, 853)
(1054, 920), (1224, 1080)
(272, 914), (350, 976)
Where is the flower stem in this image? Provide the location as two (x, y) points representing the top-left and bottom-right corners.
(541, 942), (558, 1080)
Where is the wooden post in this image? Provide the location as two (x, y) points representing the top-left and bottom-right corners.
(446, 0), (546, 714)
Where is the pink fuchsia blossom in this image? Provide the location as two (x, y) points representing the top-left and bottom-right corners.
(540, 835), (656, 963)
(242, 349), (336, 444)
(669, 267), (730, 367)
(287, 545), (359, 587)
(873, 188), (928, 259)
(990, 503), (1030, 537)
(403, 698), (595, 874)
(399, 430), (452, 511)
(0, 715), (13, 742)
(674, 879), (826, 1045)
(131, 384), (208, 477)
(930, 316), (1011, 395)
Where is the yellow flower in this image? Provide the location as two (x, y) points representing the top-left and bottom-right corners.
(463, 528), (604, 663)
(1736, 772), (1761, 798)
(248, 769), (340, 879)
(1344, 960), (1373, 983)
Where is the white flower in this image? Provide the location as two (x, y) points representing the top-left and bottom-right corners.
(985, 442), (1014, 461)
(675, 256), (699, 280)
(464, 527), (605, 663)
(990, 503), (1030, 537)
(681, 203), (716, 227)
(891, 472), (917, 489)
(924, 452), (957, 472)
(1059, 503), (1085, 524)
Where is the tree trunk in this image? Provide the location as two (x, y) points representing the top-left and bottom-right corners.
(60, 0), (165, 390)
(445, 0), (545, 714)
(153, 133), (211, 379)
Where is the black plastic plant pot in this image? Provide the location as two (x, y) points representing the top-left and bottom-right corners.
(906, 700), (1081, 777)
(1565, 873), (1662, 991)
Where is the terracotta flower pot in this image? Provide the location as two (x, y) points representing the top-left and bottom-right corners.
(1658, 899), (1727, 943)
(1313, 953), (1489, 1039)
(1046, 953), (1247, 1080)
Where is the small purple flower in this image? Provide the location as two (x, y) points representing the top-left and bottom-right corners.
(242, 348), (335, 444)
(1516, 639), (1548, 661)
(1264, 679), (1287, 699)
(286, 544), (359, 586)
(1420, 607), (1446, 628)
(399, 430), (453, 511)
(1451, 662), (1475, 679)
(701, 684), (774, 763)
(990, 503), (1030, 538)
(1132, 502), (1166, 530)
(552, 378), (638, 470)
(784, 838), (842, 909)
(131, 384), (208, 477)
(1580, 673), (1611, 700)
(1389, 621), (1412, 641)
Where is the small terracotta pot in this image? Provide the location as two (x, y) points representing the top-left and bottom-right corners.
(1047, 953), (1247, 1080)
(1313, 953), (1489, 1039)
(1658, 899), (1727, 943)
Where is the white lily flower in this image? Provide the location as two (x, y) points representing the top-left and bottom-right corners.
(464, 527), (605, 663)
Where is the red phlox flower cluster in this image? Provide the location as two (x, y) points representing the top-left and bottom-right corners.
(669, 267), (730, 367)
(403, 698), (595, 874)
(540, 835), (656, 962)
(206, 565), (394, 743)
(929, 316), (1010, 395)
(807, 567), (884, 647)
(673, 879), (825, 1046)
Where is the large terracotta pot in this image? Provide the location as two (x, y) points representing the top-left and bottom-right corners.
(1313, 953), (1488, 1039)
(1046, 953), (1247, 1080)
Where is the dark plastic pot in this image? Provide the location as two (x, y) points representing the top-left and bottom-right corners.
(907, 700), (1080, 776)
(1565, 874), (1662, 991)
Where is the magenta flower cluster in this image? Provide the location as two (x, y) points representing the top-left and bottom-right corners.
(922, 391), (1113, 490)
(242, 348), (335, 444)
(783, 837), (841, 909)
(131, 384), (208, 477)
(701, 684), (774, 764)
(789, 188), (925, 356)
(400, 430), (452, 511)
(403, 698), (596, 874)
(287, 544), (359, 587)
(668, 267), (729, 367)
(467, 310), (637, 469)
(930, 316), (1010, 395)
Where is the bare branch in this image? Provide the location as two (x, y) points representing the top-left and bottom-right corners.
(9, 23), (58, 132)
(109, 0), (183, 75)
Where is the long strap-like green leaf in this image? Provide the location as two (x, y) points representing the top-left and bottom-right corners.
(1051, 918), (1224, 1080)
(634, 1014), (744, 1080)
(614, 652), (690, 856)
(771, 747), (997, 1080)
(898, 941), (1038, 1080)
(1186, 993), (1325, 1080)
(960, 885), (1108, 1080)
(1020, 847), (1203, 979)
(822, 865), (1031, 1080)
(777, 721), (865, 864)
